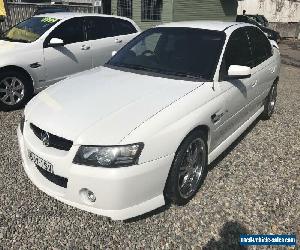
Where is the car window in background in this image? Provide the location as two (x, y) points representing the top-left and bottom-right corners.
(85, 17), (114, 40)
(108, 27), (225, 80)
(111, 18), (137, 36)
(46, 17), (84, 45)
(246, 27), (272, 66)
(2, 17), (60, 43)
(223, 28), (253, 72)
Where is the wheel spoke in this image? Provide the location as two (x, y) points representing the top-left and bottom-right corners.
(14, 92), (22, 99)
(9, 93), (16, 105)
(0, 88), (7, 93)
(11, 78), (17, 88)
(2, 79), (11, 88)
(1, 93), (9, 101)
(14, 85), (23, 91)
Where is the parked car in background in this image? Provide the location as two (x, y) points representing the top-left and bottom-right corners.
(18, 21), (280, 220)
(236, 15), (280, 43)
(247, 14), (269, 27)
(33, 6), (70, 15)
(0, 13), (140, 110)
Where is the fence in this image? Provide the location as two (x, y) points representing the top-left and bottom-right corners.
(0, 2), (94, 32)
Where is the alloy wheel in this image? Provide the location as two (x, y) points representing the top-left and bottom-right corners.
(0, 77), (25, 106)
(178, 138), (206, 199)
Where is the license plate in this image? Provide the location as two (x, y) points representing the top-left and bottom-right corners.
(28, 150), (54, 174)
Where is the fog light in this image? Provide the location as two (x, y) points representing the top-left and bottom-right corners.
(80, 188), (96, 204)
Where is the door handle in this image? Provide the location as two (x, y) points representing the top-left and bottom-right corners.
(252, 80), (258, 87)
(81, 45), (90, 50)
(115, 38), (122, 44)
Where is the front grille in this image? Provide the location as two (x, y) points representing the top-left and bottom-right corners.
(36, 165), (68, 188)
(30, 123), (73, 151)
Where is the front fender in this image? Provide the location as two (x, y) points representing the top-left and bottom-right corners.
(121, 82), (223, 164)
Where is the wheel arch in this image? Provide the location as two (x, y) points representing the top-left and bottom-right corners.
(0, 65), (34, 87)
(175, 124), (211, 157)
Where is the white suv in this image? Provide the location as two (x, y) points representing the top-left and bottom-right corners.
(0, 13), (140, 110)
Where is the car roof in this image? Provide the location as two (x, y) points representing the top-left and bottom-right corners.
(157, 21), (242, 31)
(34, 12), (133, 22)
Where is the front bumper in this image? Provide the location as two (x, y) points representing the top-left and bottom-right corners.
(17, 125), (174, 220)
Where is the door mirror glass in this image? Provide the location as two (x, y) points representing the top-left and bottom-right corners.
(48, 37), (64, 47)
(228, 65), (251, 79)
(112, 51), (117, 56)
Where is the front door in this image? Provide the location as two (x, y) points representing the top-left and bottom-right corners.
(43, 17), (92, 86)
(211, 27), (256, 149)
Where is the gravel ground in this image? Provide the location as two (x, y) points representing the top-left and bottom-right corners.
(0, 41), (299, 249)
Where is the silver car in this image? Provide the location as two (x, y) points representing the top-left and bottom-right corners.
(0, 13), (140, 110)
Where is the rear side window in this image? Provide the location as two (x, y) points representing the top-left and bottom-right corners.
(46, 17), (84, 45)
(246, 27), (272, 66)
(111, 18), (137, 36)
(85, 17), (114, 40)
(222, 28), (253, 75)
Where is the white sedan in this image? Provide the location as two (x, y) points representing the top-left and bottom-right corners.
(18, 21), (280, 220)
(0, 13), (140, 110)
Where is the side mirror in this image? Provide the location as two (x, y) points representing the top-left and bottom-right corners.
(112, 51), (117, 56)
(48, 38), (64, 47)
(227, 65), (251, 79)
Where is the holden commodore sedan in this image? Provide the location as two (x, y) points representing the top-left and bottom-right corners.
(0, 13), (140, 110)
(18, 21), (280, 220)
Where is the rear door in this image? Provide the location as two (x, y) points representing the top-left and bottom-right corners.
(111, 18), (139, 47)
(85, 17), (139, 68)
(43, 17), (92, 85)
(85, 16), (116, 67)
(246, 26), (277, 111)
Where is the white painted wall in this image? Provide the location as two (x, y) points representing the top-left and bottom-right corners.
(238, 0), (300, 22)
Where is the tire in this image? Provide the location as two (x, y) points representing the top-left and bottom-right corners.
(0, 70), (33, 111)
(164, 130), (208, 205)
(261, 81), (278, 120)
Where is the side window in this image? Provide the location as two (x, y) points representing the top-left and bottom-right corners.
(131, 32), (161, 56)
(85, 17), (114, 40)
(221, 28), (252, 78)
(112, 18), (137, 36)
(46, 18), (84, 45)
(247, 27), (272, 67)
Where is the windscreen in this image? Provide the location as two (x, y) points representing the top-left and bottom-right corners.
(108, 27), (225, 80)
(2, 16), (60, 43)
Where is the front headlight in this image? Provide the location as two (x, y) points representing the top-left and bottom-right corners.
(73, 143), (144, 168)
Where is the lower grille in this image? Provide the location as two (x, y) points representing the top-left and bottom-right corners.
(30, 123), (73, 151)
(36, 165), (68, 188)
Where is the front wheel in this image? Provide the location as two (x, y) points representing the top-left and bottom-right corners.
(164, 130), (208, 205)
(261, 82), (278, 120)
(0, 70), (33, 111)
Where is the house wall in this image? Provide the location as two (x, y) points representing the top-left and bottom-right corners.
(111, 0), (173, 30)
(173, 0), (237, 22)
(238, 0), (300, 23)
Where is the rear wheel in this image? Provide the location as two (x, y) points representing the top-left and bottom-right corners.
(164, 130), (208, 205)
(0, 70), (33, 111)
(261, 82), (277, 120)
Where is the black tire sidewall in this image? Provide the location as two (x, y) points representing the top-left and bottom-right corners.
(0, 70), (33, 111)
(164, 130), (208, 205)
(262, 82), (277, 120)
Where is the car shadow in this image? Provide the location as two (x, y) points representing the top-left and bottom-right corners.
(203, 221), (250, 250)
